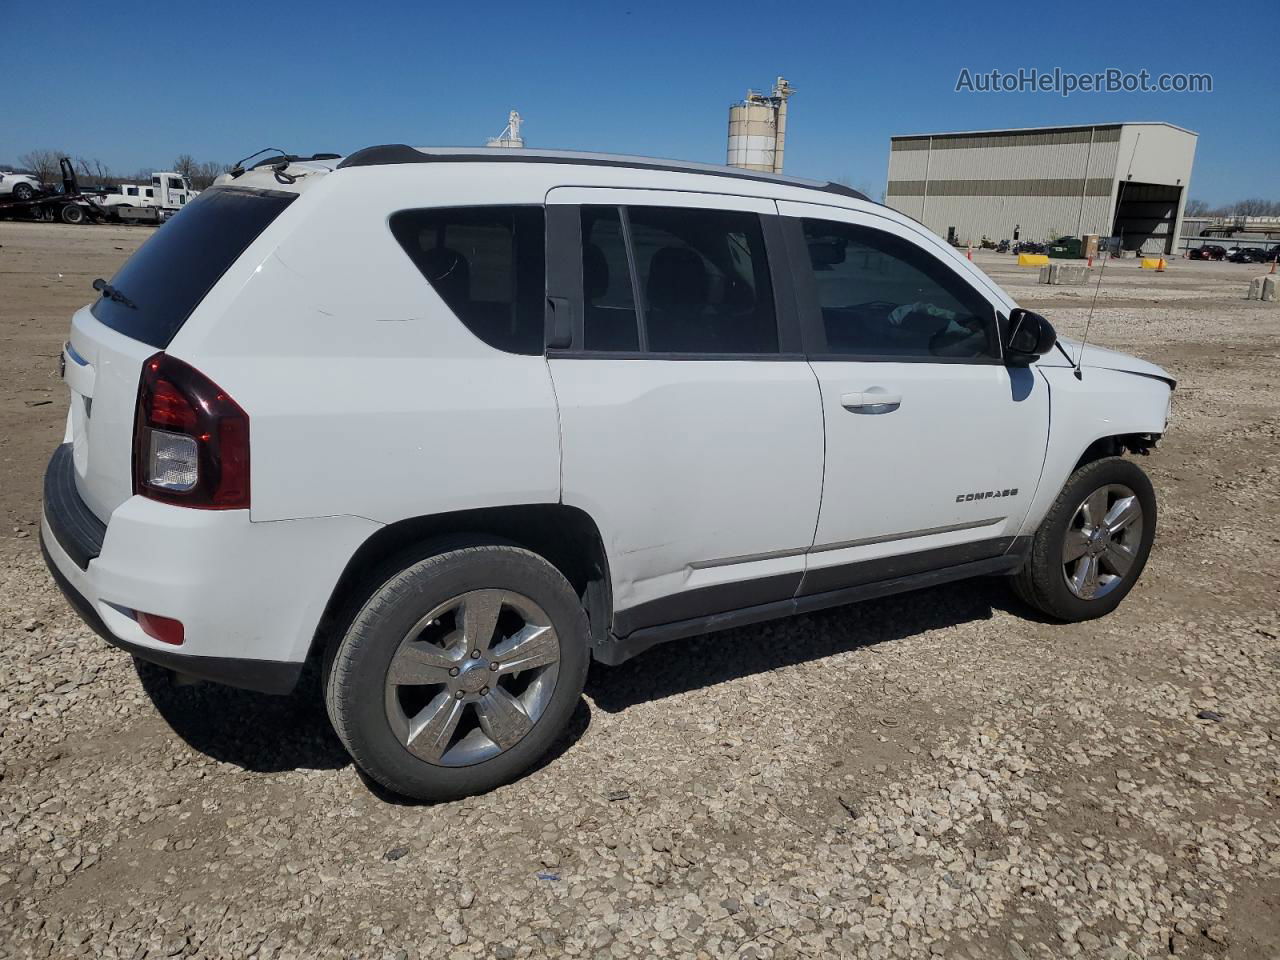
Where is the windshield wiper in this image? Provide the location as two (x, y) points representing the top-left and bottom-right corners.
(92, 278), (135, 309)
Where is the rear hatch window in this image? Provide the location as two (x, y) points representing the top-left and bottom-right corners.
(90, 186), (296, 347)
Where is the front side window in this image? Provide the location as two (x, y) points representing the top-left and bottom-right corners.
(801, 219), (997, 360)
(578, 205), (778, 355)
(168, 177), (184, 190)
(390, 206), (546, 356)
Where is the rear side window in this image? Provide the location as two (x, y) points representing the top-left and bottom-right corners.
(578, 205), (778, 355)
(390, 206), (546, 356)
(90, 187), (295, 348)
(801, 219), (997, 360)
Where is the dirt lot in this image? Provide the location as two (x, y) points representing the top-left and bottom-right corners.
(1, 223), (1277, 960)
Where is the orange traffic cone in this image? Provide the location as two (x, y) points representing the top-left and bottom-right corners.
(966, 244), (972, 261)
(1157, 258), (1166, 272)
(1271, 258), (1277, 274)
(1087, 256), (1093, 267)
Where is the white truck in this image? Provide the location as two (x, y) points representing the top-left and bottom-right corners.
(99, 172), (199, 222)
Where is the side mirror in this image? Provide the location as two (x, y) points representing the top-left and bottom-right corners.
(1004, 308), (1057, 365)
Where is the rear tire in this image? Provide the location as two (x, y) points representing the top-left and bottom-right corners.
(1013, 456), (1156, 621)
(13, 183), (36, 201)
(60, 203), (86, 224)
(325, 542), (589, 801)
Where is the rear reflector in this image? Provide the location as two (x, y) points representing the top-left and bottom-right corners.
(137, 611), (184, 646)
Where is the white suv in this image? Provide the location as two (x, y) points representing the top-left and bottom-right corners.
(0, 171), (43, 201)
(42, 146), (1174, 800)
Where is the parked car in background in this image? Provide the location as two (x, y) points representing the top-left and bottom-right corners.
(0, 171), (43, 201)
(42, 146), (1175, 801)
(1227, 247), (1268, 264)
(1188, 245), (1227, 261)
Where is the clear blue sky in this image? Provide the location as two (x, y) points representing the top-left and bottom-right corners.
(4, 0), (1276, 205)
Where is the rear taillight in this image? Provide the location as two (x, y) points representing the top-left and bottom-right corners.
(133, 353), (249, 509)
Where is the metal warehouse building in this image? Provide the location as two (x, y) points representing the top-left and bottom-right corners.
(886, 122), (1197, 254)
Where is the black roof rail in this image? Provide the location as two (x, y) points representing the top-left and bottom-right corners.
(336, 144), (870, 202)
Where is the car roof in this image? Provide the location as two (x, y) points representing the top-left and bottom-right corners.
(334, 144), (870, 202)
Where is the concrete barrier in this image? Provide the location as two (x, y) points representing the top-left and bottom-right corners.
(1058, 263), (1090, 284)
(1265, 275), (1278, 302)
(1038, 262), (1092, 285)
(1249, 276), (1265, 300)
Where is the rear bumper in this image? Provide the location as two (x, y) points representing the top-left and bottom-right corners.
(44, 442), (106, 570)
(40, 444), (381, 694)
(41, 532), (303, 694)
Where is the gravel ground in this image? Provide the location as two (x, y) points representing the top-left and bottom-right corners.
(1, 226), (1278, 959)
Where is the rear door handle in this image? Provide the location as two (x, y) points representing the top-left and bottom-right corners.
(546, 296), (574, 349)
(841, 391), (901, 414)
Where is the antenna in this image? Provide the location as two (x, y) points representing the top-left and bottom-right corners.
(1076, 132), (1140, 379)
(1074, 242), (1110, 380)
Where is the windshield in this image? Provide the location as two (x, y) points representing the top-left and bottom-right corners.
(90, 186), (295, 348)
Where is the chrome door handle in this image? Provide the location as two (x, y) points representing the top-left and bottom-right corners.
(841, 391), (902, 414)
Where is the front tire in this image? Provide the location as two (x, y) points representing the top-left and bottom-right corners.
(325, 543), (589, 801)
(1013, 457), (1156, 621)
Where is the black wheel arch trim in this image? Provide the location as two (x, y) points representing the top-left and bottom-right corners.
(313, 503), (615, 662)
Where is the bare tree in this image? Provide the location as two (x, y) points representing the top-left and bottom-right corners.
(75, 156), (115, 188)
(1233, 198), (1272, 218)
(191, 160), (229, 190)
(18, 149), (63, 185)
(1183, 198), (1280, 219)
(172, 154), (198, 181)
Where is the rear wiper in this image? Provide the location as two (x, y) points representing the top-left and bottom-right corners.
(92, 278), (135, 309)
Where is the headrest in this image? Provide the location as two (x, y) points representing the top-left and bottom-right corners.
(418, 245), (469, 303)
(584, 243), (609, 302)
(646, 247), (707, 312)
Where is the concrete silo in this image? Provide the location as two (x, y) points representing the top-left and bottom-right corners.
(726, 77), (794, 174)
(486, 111), (525, 148)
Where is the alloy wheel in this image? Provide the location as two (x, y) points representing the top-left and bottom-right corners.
(383, 589), (560, 766)
(1062, 483), (1144, 600)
